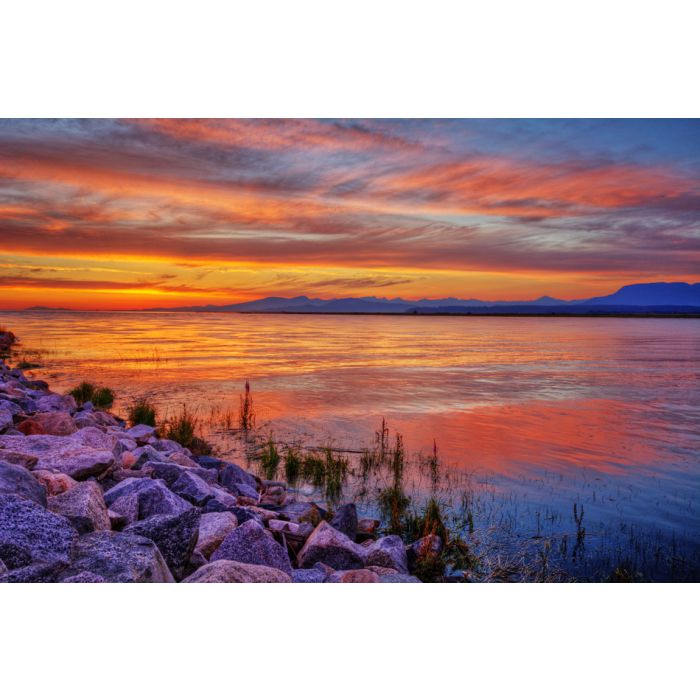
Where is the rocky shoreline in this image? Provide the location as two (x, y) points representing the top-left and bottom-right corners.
(0, 329), (429, 583)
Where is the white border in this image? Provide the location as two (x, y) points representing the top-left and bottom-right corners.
(0, 2), (698, 698)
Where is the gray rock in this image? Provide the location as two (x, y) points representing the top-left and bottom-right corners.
(330, 503), (358, 540)
(126, 424), (157, 443)
(378, 573), (422, 583)
(195, 511), (238, 558)
(47, 481), (111, 533)
(36, 393), (76, 413)
(71, 427), (116, 451)
(0, 434), (114, 479)
(0, 561), (66, 582)
(218, 461), (258, 492)
(297, 521), (366, 570)
(124, 508), (200, 580)
(0, 494), (77, 567)
(183, 560), (291, 583)
(132, 445), (163, 469)
(292, 563), (331, 583)
(0, 399), (21, 416)
(365, 535), (409, 574)
(0, 409), (13, 431)
(113, 438), (137, 459)
(210, 519), (293, 575)
(0, 459), (47, 505)
(170, 470), (213, 506)
(225, 481), (260, 502)
(280, 501), (327, 523)
(152, 438), (185, 453)
(63, 571), (106, 583)
(60, 531), (175, 583)
(104, 477), (191, 522)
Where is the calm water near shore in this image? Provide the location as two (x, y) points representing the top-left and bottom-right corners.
(3, 310), (699, 580)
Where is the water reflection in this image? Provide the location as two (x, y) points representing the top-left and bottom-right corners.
(4, 310), (699, 578)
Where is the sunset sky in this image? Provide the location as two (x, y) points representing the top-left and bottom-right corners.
(0, 118), (698, 310)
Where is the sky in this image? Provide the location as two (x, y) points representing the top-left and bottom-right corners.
(0, 118), (698, 310)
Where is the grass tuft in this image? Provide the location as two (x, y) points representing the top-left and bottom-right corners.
(259, 435), (280, 480)
(128, 398), (157, 427)
(69, 381), (96, 404)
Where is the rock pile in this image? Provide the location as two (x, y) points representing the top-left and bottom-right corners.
(0, 338), (423, 583)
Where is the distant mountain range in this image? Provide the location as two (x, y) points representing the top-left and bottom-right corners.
(142, 282), (700, 315)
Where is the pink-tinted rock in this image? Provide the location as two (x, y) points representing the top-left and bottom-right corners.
(47, 481), (111, 532)
(18, 411), (77, 437)
(195, 511), (238, 558)
(327, 569), (379, 583)
(32, 470), (78, 496)
(182, 560), (291, 583)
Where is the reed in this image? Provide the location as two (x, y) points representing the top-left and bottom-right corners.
(238, 379), (256, 431)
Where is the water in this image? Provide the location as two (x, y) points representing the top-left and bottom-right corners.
(3, 310), (699, 580)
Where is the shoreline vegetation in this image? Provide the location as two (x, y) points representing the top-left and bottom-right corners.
(0, 327), (696, 583)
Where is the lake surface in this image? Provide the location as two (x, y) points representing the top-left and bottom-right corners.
(3, 310), (699, 580)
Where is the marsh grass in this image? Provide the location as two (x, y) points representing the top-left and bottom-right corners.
(69, 381), (96, 404)
(284, 446), (302, 485)
(128, 398), (157, 427)
(92, 387), (115, 408)
(163, 405), (212, 455)
(259, 435), (281, 480)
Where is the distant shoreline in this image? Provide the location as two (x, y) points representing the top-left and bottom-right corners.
(3, 309), (700, 318)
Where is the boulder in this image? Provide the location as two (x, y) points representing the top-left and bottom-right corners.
(365, 535), (409, 574)
(71, 427), (116, 451)
(297, 521), (366, 570)
(124, 508), (200, 580)
(132, 445), (163, 469)
(327, 569), (379, 583)
(407, 534), (443, 572)
(0, 409), (13, 432)
(195, 511), (238, 558)
(330, 503), (358, 540)
(183, 560), (291, 583)
(0, 460), (47, 505)
(210, 519), (293, 575)
(0, 434), (114, 479)
(104, 478), (191, 523)
(63, 571), (106, 583)
(280, 501), (327, 524)
(170, 470), (213, 506)
(167, 451), (201, 469)
(218, 461), (258, 492)
(60, 531), (175, 582)
(36, 393), (76, 413)
(292, 563), (331, 583)
(379, 573), (422, 583)
(17, 411), (77, 436)
(47, 481), (111, 533)
(226, 481), (260, 502)
(152, 438), (185, 454)
(126, 424), (157, 443)
(32, 470), (78, 496)
(0, 561), (66, 583)
(0, 448), (38, 469)
(0, 399), (21, 416)
(0, 494), (77, 567)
